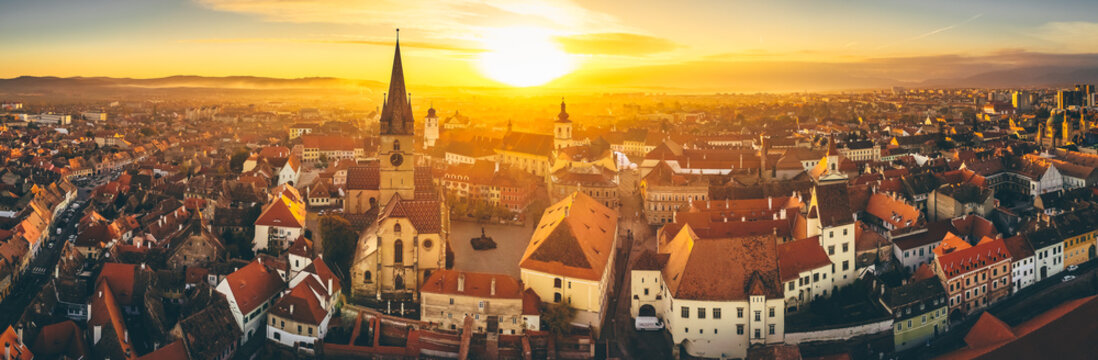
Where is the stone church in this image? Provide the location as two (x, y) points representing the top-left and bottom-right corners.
(350, 34), (450, 302)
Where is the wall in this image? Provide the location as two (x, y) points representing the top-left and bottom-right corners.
(784, 318), (892, 344)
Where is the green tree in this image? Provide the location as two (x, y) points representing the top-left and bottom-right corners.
(229, 148), (252, 172)
(319, 214), (357, 281)
(541, 303), (576, 338)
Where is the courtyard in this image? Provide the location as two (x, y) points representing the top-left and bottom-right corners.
(449, 220), (535, 278)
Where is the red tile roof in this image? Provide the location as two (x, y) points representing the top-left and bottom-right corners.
(777, 236), (832, 282)
(222, 260), (286, 315)
(940, 296), (1098, 359)
(663, 233), (783, 301)
(254, 191), (305, 228)
(89, 281), (137, 359)
(97, 263), (137, 306)
(269, 276), (328, 325)
(138, 340), (188, 360)
(31, 320), (88, 359)
(935, 238), (1011, 280)
(521, 192), (619, 281)
(421, 270), (523, 299)
(0, 326), (32, 360)
(345, 164), (380, 190)
(378, 194), (443, 234)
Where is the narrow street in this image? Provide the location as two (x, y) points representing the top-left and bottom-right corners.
(600, 168), (672, 359)
(0, 177), (95, 329)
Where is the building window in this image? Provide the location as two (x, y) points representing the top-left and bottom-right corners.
(713, 308), (721, 319)
(394, 223), (402, 233)
(769, 307), (775, 317)
(737, 324), (744, 335)
(554, 292), (562, 303)
(754, 311), (761, 321)
(755, 329), (761, 339)
(698, 308), (706, 319)
(393, 139), (401, 151)
(769, 324), (775, 335)
(554, 278), (562, 288)
(843, 243), (849, 253)
(737, 308), (744, 318)
(393, 239), (404, 264)
(681, 306), (689, 318)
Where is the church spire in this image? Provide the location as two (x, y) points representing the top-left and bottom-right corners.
(556, 98), (570, 123)
(379, 29), (415, 135)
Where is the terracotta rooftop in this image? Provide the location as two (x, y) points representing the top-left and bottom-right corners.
(221, 260), (286, 315)
(936, 238), (1011, 280)
(777, 236), (832, 282)
(520, 192), (619, 281)
(662, 231), (782, 301)
(420, 269), (523, 299)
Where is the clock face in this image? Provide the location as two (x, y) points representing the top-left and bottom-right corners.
(390, 153), (404, 166)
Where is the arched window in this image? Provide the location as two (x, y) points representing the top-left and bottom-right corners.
(393, 240), (404, 264)
(364, 271), (372, 283)
(394, 223), (402, 233)
(393, 140), (401, 151)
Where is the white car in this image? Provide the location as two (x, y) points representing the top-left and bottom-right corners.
(634, 316), (664, 331)
(1062, 275), (1077, 283)
(1067, 265), (1079, 272)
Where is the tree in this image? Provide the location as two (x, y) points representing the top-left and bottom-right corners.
(319, 215), (357, 281)
(541, 303), (576, 338)
(229, 148), (252, 172)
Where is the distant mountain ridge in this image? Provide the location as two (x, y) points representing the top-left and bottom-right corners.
(0, 75), (385, 90)
(4, 65), (1098, 94)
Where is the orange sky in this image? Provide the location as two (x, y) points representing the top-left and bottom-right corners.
(3, 0), (1098, 91)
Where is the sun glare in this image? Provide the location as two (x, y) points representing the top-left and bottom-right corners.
(478, 27), (575, 87)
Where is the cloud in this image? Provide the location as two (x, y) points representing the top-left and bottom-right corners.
(181, 37), (486, 53)
(550, 51), (1098, 92)
(194, 0), (623, 40)
(1035, 21), (1098, 52)
(877, 13), (983, 49)
(554, 33), (679, 56)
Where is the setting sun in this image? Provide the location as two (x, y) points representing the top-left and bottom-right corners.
(477, 27), (576, 87)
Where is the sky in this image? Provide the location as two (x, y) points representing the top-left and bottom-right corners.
(2, 0), (1098, 91)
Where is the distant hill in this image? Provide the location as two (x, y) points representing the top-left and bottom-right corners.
(0, 75), (385, 91)
(919, 67), (1098, 89)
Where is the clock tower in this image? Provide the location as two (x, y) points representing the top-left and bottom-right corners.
(379, 30), (416, 204)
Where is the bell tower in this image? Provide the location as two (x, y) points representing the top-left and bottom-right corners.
(379, 29), (416, 204)
(554, 99), (573, 150)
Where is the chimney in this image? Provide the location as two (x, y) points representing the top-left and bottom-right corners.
(98, 290), (103, 298)
(15, 326), (21, 347)
(4, 342), (8, 360)
(93, 325), (102, 344)
(328, 278), (333, 296)
(290, 304), (295, 314)
(458, 273), (466, 292)
(490, 277), (497, 296)
(124, 329), (129, 343)
(768, 196), (773, 210)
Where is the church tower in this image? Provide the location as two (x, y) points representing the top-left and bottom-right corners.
(379, 30), (416, 204)
(554, 99), (573, 150)
(423, 105), (439, 149)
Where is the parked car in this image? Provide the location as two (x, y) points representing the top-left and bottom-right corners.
(1063, 275), (1077, 282)
(634, 316), (664, 331)
(1067, 265), (1079, 272)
